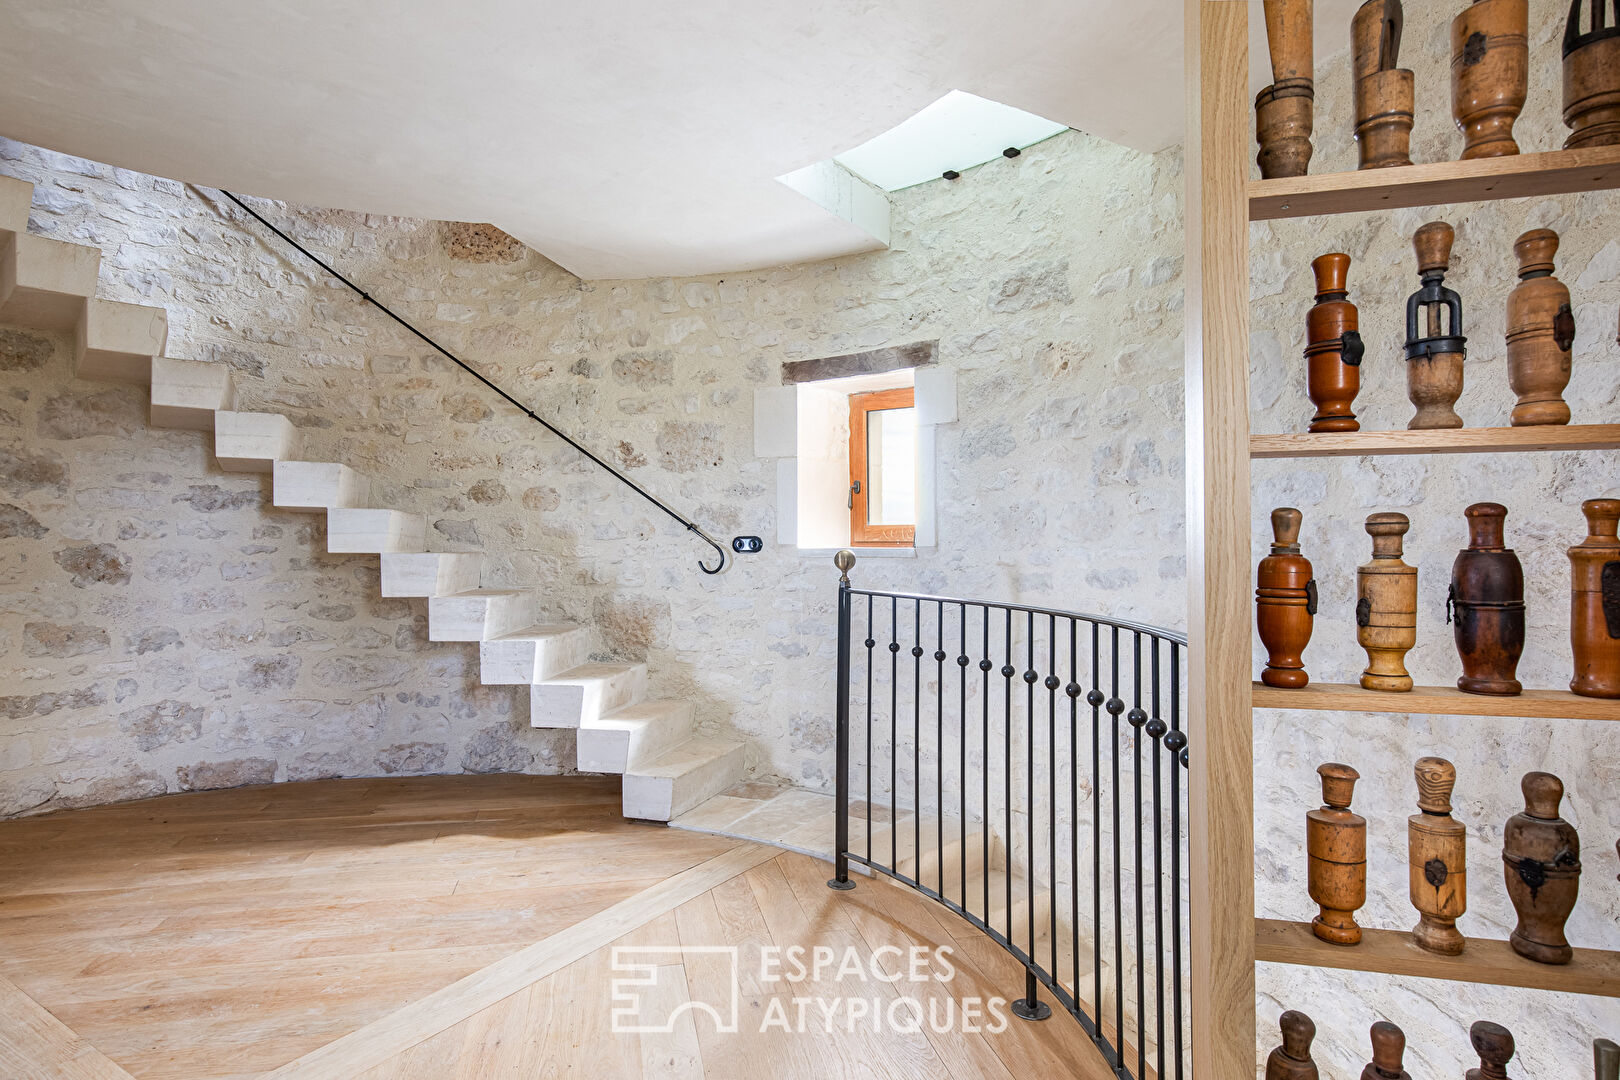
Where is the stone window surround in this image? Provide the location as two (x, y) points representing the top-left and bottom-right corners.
(753, 342), (957, 556)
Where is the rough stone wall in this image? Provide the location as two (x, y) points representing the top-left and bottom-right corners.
(0, 129), (1187, 817)
(1250, 0), (1620, 1071)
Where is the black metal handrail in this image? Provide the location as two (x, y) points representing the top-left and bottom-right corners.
(210, 189), (728, 575)
(826, 550), (1190, 1080)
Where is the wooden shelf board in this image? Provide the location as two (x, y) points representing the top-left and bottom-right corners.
(1251, 681), (1620, 722)
(1250, 424), (1620, 459)
(1255, 919), (1620, 997)
(1249, 145), (1620, 220)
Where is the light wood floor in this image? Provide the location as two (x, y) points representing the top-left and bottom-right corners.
(0, 775), (1116, 1079)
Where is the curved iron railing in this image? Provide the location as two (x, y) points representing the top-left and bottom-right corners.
(826, 551), (1190, 1080)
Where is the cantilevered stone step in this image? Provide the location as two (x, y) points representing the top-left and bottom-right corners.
(530, 662), (646, 729)
(576, 700), (695, 775)
(273, 461), (371, 511)
(379, 552), (482, 598)
(326, 508), (427, 554)
(150, 357), (235, 429)
(0, 232), (101, 330)
(74, 297), (167, 383)
(479, 624), (590, 685)
(0, 175), (31, 238)
(214, 410), (300, 473)
(428, 589), (540, 642)
(622, 737), (745, 823)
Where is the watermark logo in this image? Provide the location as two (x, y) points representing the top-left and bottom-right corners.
(610, 946), (741, 1034)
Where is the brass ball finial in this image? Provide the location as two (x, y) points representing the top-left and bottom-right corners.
(834, 549), (856, 583)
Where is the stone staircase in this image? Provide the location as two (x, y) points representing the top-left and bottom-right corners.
(0, 173), (744, 822)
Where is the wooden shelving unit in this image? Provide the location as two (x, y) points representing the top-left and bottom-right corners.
(1251, 424), (1620, 459)
(1251, 681), (1620, 722)
(1255, 919), (1620, 998)
(1185, 4), (1620, 1077)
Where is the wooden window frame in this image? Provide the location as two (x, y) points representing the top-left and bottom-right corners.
(848, 387), (916, 548)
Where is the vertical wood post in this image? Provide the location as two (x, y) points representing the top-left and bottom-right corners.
(1184, 1), (1256, 1077)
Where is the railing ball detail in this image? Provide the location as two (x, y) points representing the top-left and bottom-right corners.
(1087, 688), (1106, 708)
(1106, 697), (1126, 716)
(1146, 718), (1168, 740)
(1127, 706), (1148, 727)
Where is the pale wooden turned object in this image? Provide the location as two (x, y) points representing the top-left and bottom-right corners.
(1307, 763), (1365, 945)
(1408, 757), (1467, 955)
(1452, 0), (1530, 159)
(1266, 1010), (1320, 1080)
(1564, 0), (1620, 149)
(1570, 498), (1620, 697)
(1358, 513), (1417, 691)
(1257, 0), (1315, 178)
(1404, 222), (1467, 429)
(1466, 1021), (1515, 1080)
(1503, 770), (1582, 964)
(1353, 0), (1415, 168)
(1598, 1037), (1620, 1080)
(1258, 507), (1317, 688)
(1506, 229), (1575, 426)
(1305, 253), (1363, 432)
(1361, 1020), (1412, 1080)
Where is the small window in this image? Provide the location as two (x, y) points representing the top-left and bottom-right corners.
(848, 388), (916, 547)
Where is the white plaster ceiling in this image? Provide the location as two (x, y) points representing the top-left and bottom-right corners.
(0, 0), (1185, 280)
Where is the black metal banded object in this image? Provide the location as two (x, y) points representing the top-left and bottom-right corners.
(826, 551), (1190, 1080)
(212, 189), (730, 575)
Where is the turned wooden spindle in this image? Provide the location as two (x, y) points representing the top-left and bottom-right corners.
(1362, 1021), (1412, 1080)
(1258, 0), (1316, 179)
(1451, 503), (1525, 696)
(1503, 771), (1582, 964)
(1570, 499), (1620, 698)
(1507, 229), (1576, 427)
(1466, 1021), (1516, 1080)
(1308, 763), (1366, 945)
(1353, 0), (1415, 168)
(1564, 0), (1620, 149)
(1597, 1037), (1620, 1080)
(1405, 222), (1467, 429)
(1266, 1010), (1321, 1080)
(1258, 508), (1316, 688)
(1305, 253), (1363, 432)
(1359, 513), (1417, 692)
(1409, 757), (1467, 954)
(1452, 0), (1530, 159)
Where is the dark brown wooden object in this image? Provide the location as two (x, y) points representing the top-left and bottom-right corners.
(1266, 1010), (1320, 1080)
(1259, 508), (1316, 688)
(1308, 763), (1365, 945)
(1353, 0), (1415, 168)
(1598, 1037), (1620, 1080)
(1465, 1021), (1515, 1080)
(1570, 498), (1620, 697)
(1452, 0), (1529, 159)
(1405, 222), (1467, 429)
(1506, 229), (1575, 427)
(1408, 757), (1467, 955)
(1503, 771), (1582, 964)
(1450, 503), (1525, 696)
(1306, 253), (1363, 432)
(1362, 1021), (1412, 1080)
(1258, 0), (1315, 178)
(1359, 513), (1417, 691)
(1564, 1), (1620, 149)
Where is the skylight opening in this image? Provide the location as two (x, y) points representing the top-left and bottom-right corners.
(832, 90), (1069, 192)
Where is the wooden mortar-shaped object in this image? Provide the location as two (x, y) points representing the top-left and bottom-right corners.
(1450, 502), (1525, 696)
(1358, 513), (1416, 691)
(1259, 507), (1317, 688)
(1564, 0), (1620, 149)
(1598, 1037), (1620, 1080)
(1503, 771), (1582, 964)
(1266, 1010), (1320, 1080)
(1258, 0), (1315, 178)
(1408, 757), (1467, 955)
(1308, 763), (1365, 945)
(1466, 1021), (1516, 1080)
(1452, 0), (1529, 158)
(1353, 0), (1415, 168)
(1570, 498), (1620, 697)
(1404, 222), (1467, 429)
(1306, 253), (1364, 432)
(1361, 1021), (1412, 1080)
(1507, 229), (1575, 426)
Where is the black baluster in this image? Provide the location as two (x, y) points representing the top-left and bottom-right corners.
(1088, 623), (1103, 1029)
(1109, 625), (1124, 1070)
(865, 595), (875, 864)
(1046, 613), (1059, 988)
(981, 606), (991, 924)
(829, 554), (855, 891)
(1129, 631), (1147, 1080)
(936, 601), (945, 899)
(959, 604), (969, 909)
(1166, 641), (1186, 1080)
(890, 596), (899, 871)
(1148, 637), (1167, 1080)
(1012, 610), (1049, 1021)
(1065, 619), (1081, 1010)
(1002, 607), (1014, 947)
(913, 598), (923, 885)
